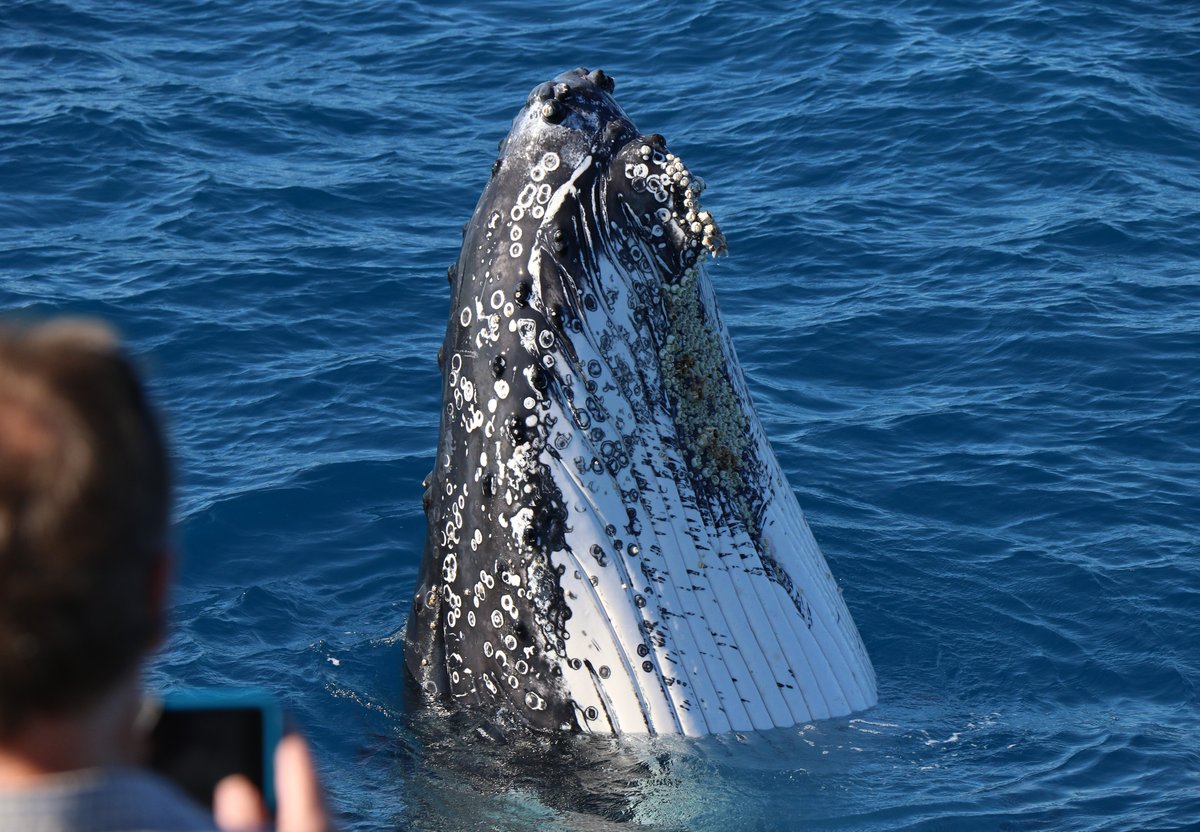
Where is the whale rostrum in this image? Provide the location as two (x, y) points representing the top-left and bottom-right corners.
(405, 67), (876, 735)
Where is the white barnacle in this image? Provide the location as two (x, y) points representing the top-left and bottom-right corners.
(530, 165), (545, 182)
(491, 290), (505, 309)
(518, 183), (537, 208)
(494, 379), (510, 399)
(510, 242), (523, 258)
(473, 313), (500, 348)
(459, 306), (472, 327)
(510, 225), (522, 242)
(490, 609), (504, 628)
(509, 506), (535, 546)
(516, 318), (538, 352)
(541, 151), (560, 171)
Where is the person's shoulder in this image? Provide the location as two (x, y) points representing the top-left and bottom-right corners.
(0, 767), (217, 832)
(107, 768), (218, 831)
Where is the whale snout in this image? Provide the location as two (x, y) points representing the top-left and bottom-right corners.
(578, 67), (616, 93)
(527, 67), (615, 102)
(518, 67), (627, 134)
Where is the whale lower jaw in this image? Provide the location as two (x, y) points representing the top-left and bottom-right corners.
(508, 248), (876, 735)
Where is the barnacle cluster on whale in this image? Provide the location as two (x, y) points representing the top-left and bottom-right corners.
(405, 67), (876, 736)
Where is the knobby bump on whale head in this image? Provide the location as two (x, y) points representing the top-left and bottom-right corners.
(405, 67), (876, 736)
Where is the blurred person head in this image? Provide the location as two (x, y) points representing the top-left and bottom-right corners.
(0, 318), (333, 832)
(0, 318), (170, 741)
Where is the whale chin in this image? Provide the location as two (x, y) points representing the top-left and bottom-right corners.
(405, 67), (876, 736)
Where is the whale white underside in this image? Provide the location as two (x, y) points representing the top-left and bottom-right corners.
(541, 278), (873, 735)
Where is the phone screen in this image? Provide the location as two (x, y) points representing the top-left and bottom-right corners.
(146, 690), (280, 811)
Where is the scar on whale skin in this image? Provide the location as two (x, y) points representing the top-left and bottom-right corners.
(405, 67), (876, 736)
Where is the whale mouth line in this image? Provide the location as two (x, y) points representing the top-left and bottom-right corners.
(405, 68), (876, 737)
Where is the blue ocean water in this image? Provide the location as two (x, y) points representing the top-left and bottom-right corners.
(2, 0), (1198, 828)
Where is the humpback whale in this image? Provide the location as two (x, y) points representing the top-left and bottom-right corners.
(405, 67), (875, 736)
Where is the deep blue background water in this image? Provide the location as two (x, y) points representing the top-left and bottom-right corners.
(2, 1), (1198, 829)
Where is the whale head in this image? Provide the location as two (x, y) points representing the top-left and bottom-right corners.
(406, 68), (874, 736)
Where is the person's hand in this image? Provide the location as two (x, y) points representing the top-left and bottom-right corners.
(213, 732), (333, 832)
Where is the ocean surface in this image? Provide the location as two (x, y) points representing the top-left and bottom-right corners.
(2, 0), (1198, 829)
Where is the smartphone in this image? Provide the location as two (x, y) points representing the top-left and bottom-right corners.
(145, 688), (283, 812)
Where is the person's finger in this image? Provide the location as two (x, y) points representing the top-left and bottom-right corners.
(275, 732), (333, 832)
(213, 773), (268, 831)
